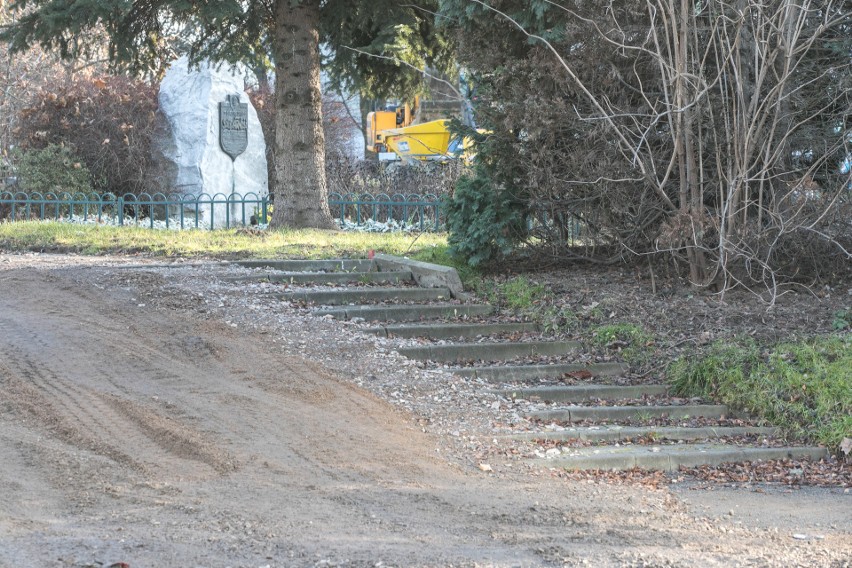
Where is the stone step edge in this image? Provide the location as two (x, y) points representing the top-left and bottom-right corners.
(366, 322), (540, 339)
(277, 286), (451, 304)
(397, 340), (582, 362)
(452, 362), (628, 382)
(490, 384), (669, 402)
(528, 404), (730, 422)
(221, 270), (414, 283)
(233, 255), (467, 297)
(502, 425), (778, 443)
(234, 259), (373, 271)
(529, 445), (829, 472)
(278, 285), (450, 295)
(313, 303), (494, 322)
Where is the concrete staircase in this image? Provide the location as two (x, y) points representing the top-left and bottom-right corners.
(232, 255), (829, 472)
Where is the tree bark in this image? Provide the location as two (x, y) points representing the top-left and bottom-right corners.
(270, 0), (335, 229)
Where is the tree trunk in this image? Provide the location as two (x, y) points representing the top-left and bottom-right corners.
(269, 0), (335, 229)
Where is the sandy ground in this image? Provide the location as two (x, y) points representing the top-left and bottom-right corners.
(0, 253), (849, 567)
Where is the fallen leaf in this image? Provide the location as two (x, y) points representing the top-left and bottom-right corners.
(565, 370), (593, 380)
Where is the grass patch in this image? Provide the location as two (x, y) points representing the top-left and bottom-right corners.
(591, 322), (651, 348)
(471, 275), (546, 311)
(500, 276), (546, 310)
(591, 322), (654, 366)
(0, 221), (450, 261)
(668, 335), (852, 453)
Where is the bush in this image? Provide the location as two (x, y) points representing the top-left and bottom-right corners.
(14, 75), (160, 196)
(446, 167), (526, 266)
(325, 155), (463, 199)
(13, 144), (95, 194)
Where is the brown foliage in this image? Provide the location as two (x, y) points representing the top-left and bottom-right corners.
(14, 75), (160, 196)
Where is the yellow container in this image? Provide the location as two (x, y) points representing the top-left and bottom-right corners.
(382, 119), (454, 161)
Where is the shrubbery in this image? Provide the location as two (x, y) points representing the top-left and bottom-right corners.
(13, 143), (95, 194)
(445, 167), (526, 266)
(14, 75), (160, 196)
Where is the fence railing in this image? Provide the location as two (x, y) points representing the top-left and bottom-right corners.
(0, 190), (446, 231)
(328, 192), (444, 231)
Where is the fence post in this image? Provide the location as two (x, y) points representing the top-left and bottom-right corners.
(118, 196), (124, 226)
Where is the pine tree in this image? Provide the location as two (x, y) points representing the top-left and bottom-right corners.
(2, 0), (451, 229)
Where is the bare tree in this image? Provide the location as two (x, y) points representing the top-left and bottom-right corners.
(455, 0), (850, 299)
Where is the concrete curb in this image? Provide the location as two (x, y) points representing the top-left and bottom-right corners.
(492, 384), (669, 403)
(531, 444), (829, 472)
(528, 404), (729, 423)
(366, 322), (540, 339)
(398, 340), (581, 363)
(372, 254), (465, 298)
(278, 286), (450, 306)
(505, 425), (777, 443)
(452, 362), (628, 382)
(222, 270), (414, 285)
(313, 303), (493, 322)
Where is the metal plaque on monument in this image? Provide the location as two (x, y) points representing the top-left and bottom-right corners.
(219, 94), (248, 161)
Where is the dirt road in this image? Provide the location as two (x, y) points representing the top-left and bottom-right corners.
(0, 255), (848, 567)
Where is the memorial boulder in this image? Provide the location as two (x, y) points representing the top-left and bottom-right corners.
(155, 57), (267, 225)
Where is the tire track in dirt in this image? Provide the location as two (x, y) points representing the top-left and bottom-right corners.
(0, 316), (145, 472)
(0, 313), (237, 482)
(100, 394), (237, 474)
(0, 270), (357, 486)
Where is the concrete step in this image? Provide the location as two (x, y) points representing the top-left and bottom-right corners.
(279, 287), (450, 306)
(223, 270), (413, 285)
(493, 384), (669, 403)
(313, 303), (494, 322)
(398, 340), (581, 363)
(531, 443), (829, 472)
(372, 254), (464, 298)
(366, 322), (540, 339)
(234, 259), (373, 271)
(507, 425), (777, 443)
(528, 404), (729, 423)
(452, 362), (628, 382)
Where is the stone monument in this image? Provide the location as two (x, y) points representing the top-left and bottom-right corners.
(156, 56), (267, 226)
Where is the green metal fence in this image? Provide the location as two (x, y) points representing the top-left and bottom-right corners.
(0, 190), (445, 231)
(328, 192), (444, 231)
